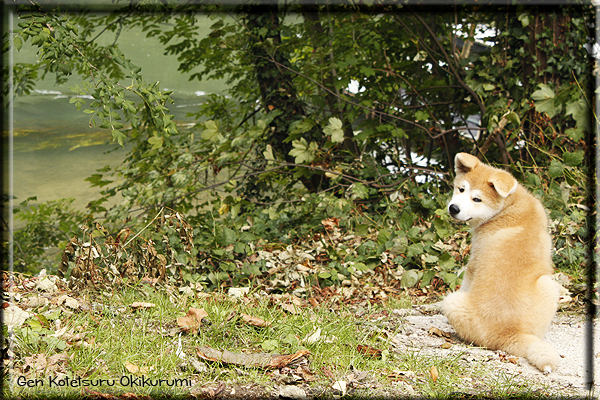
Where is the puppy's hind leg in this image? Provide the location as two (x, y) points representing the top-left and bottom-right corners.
(441, 291), (477, 339)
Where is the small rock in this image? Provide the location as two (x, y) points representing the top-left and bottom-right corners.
(331, 381), (347, 396)
(278, 385), (306, 399)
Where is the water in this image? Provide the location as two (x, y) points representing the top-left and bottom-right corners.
(9, 13), (228, 215)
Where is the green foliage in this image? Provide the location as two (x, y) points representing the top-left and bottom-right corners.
(5, 3), (593, 291)
(4, 197), (90, 275)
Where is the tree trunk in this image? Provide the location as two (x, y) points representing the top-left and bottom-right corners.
(241, 4), (324, 192)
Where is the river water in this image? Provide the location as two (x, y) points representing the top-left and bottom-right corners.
(9, 13), (228, 217)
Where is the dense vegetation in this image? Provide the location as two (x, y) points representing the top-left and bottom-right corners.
(3, 2), (594, 296)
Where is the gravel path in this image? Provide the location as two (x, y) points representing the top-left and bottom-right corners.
(391, 306), (597, 396)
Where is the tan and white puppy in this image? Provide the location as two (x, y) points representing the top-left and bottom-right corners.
(442, 152), (559, 373)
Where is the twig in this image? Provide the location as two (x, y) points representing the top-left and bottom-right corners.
(123, 207), (165, 248)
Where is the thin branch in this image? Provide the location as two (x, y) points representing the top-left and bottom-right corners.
(255, 55), (437, 138)
(409, 11), (487, 117)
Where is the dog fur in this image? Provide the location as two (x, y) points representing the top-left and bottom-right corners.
(442, 153), (559, 373)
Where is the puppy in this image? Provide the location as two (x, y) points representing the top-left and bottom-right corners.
(442, 152), (559, 373)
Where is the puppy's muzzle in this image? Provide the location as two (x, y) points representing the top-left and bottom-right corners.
(448, 204), (460, 217)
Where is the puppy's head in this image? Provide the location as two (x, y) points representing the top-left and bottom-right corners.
(447, 153), (517, 226)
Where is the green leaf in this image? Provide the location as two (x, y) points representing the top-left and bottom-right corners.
(422, 254), (438, 264)
(532, 84), (559, 118)
(400, 270), (422, 288)
(289, 138), (317, 164)
(261, 339), (279, 351)
(518, 13), (530, 27)
(13, 36), (23, 51)
(219, 227), (237, 246)
(414, 110), (429, 121)
(148, 135), (163, 150)
(263, 144), (275, 163)
(563, 150), (584, 167)
(84, 174), (113, 188)
(201, 120), (221, 142)
(289, 118), (315, 136)
(323, 117), (344, 143)
(505, 111), (520, 126)
(548, 159), (564, 178)
(565, 128), (584, 142)
(348, 182), (369, 200)
(438, 252), (455, 271)
(112, 130), (126, 146)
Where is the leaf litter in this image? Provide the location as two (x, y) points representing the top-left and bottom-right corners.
(3, 214), (593, 399)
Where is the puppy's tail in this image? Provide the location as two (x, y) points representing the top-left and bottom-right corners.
(505, 333), (558, 374)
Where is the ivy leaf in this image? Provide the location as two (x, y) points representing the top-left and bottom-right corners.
(84, 174), (113, 188)
(518, 13), (530, 27)
(532, 84), (559, 118)
(323, 117), (344, 143)
(400, 270), (422, 288)
(548, 159), (564, 178)
(289, 138), (317, 164)
(563, 150), (584, 167)
(565, 97), (590, 132)
(565, 127), (584, 142)
(414, 110), (429, 121)
(348, 182), (369, 200)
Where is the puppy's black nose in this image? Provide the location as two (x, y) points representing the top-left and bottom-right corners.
(449, 204), (460, 216)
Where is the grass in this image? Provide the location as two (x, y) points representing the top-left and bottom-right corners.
(5, 283), (581, 399)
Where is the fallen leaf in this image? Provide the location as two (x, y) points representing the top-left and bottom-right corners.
(390, 370), (416, 380)
(56, 295), (79, 309)
(35, 277), (58, 293)
(430, 365), (439, 383)
(321, 218), (339, 232)
(267, 350), (311, 369)
(125, 361), (139, 373)
(240, 313), (271, 328)
(25, 296), (50, 308)
(23, 354), (48, 375)
(131, 302), (156, 309)
(357, 344), (382, 359)
(4, 305), (33, 329)
(177, 307), (208, 334)
(322, 366), (336, 381)
(228, 287), (250, 298)
(428, 327), (451, 338)
(280, 303), (300, 314)
(302, 327), (322, 344)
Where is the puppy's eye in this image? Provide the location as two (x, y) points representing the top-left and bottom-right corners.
(473, 198), (482, 203)
(458, 187), (465, 193)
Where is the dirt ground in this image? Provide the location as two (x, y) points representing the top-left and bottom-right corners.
(391, 304), (598, 397)
(193, 306), (597, 400)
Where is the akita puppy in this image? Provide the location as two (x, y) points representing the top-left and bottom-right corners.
(442, 152), (559, 373)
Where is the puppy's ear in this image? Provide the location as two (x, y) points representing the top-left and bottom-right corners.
(488, 170), (518, 198)
(454, 153), (480, 175)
